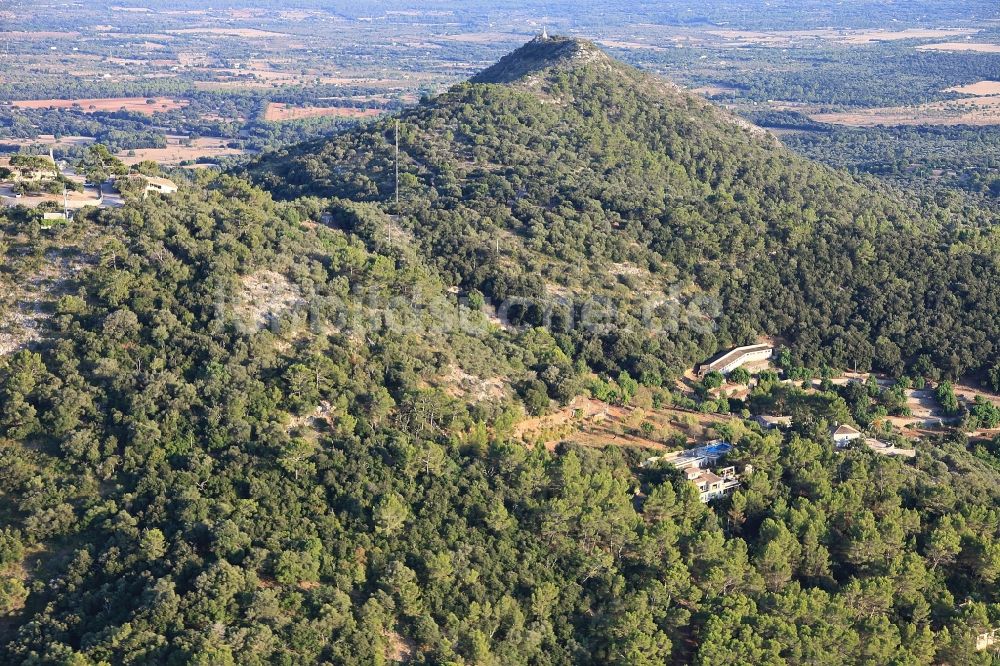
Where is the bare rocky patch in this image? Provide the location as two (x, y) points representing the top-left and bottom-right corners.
(233, 270), (306, 331)
(0, 245), (95, 357)
(437, 364), (509, 402)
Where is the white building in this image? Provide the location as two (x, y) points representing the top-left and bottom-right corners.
(144, 176), (178, 195)
(977, 629), (998, 652)
(115, 174), (178, 196)
(755, 414), (792, 430)
(698, 344), (773, 377)
(685, 465), (741, 503)
(641, 442), (742, 503)
(831, 424), (863, 448)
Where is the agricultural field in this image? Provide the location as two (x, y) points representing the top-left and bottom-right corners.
(263, 103), (382, 122)
(917, 41), (1000, 53)
(10, 97), (187, 114)
(116, 135), (244, 166)
(945, 80), (1000, 95)
(811, 95), (1000, 126)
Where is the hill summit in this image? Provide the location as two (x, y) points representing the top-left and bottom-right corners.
(248, 37), (998, 380)
(470, 34), (612, 84)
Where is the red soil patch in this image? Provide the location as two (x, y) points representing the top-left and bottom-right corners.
(11, 97), (187, 115)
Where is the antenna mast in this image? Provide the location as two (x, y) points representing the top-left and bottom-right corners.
(394, 118), (400, 211)
(390, 118), (399, 246)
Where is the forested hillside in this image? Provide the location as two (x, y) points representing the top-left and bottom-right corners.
(250, 36), (1000, 382)
(0, 174), (999, 665)
(0, 36), (999, 666)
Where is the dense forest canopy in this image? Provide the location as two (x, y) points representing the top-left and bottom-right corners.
(0, 171), (998, 665)
(0, 35), (998, 666)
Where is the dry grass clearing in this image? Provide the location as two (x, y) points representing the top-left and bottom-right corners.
(436, 365), (508, 402)
(690, 84), (740, 96)
(0, 135), (95, 149)
(811, 96), (1000, 127)
(117, 136), (243, 166)
(515, 395), (735, 451)
(706, 29), (827, 46)
(596, 39), (669, 52)
(703, 28), (980, 48)
(944, 80), (1000, 95)
(917, 42), (1000, 53)
(234, 270), (305, 331)
(263, 103), (382, 122)
(166, 28), (291, 39)
(953, 382), (1000, 409)
(437, 32), (523, 44)
(195, 74), (384, 91)
(840, 28), (979, 44)
(3, 31), (81, 40)
(11, 97), (187, 115)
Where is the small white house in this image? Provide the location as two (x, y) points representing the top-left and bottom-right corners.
(831, 424), (863, 448)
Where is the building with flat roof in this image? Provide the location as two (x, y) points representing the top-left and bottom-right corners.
(641, 441), (743, 503)
(755, 414), (792, 430)
(144, 176), (177, 194)
(115, 174), (178, 196)
(976, 629), (998, 652)
(641, 441), (733, 470)
(685, 465), (741, 502)
(697, 344), (773, 378)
